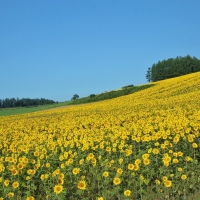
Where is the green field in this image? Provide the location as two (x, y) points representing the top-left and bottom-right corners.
(0, 101), (73, 116)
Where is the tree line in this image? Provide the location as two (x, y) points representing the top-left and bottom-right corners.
(0, 98), (56, 108)
(146, 55), (200, 82)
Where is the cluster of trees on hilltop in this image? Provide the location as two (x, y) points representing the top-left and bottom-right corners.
(0, 98), (56, 108)
(146, 55), (200, 82)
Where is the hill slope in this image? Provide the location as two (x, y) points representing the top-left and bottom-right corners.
(0, 72), (200, 199)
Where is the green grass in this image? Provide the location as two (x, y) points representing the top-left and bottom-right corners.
(0, 101), (73, 116)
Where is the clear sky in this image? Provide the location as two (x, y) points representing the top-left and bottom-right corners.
(1, 0), (200, 102)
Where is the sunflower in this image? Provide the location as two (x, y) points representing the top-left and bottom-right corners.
(164, 180), (172, 187)
(53, 184), (63, 194)
(72, 168), (80, 175)
(26, 196), (35, 200)
(113, 177), (121, 185)
(143, 159), (150, 165)
(128, 163), (134, 170)
(7, 192), (14, 197)
(192, 143), (198, 148)
(77, 180), (86, 190)
(124, 190), (131, 196)
(57, 178), (64, 185)
(4, 180), (10, 186)
(181, 174), (187, 180)
(103, 171), (109, 177)
(152, 148), (159, 154)
(117, 168), (123, 175)
(12, 181), (19, 189)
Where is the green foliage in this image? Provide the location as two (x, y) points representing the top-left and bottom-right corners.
(148, 55), (200, 82)
(146, 67), (151, 82)
(121, 84), (134, 89)
(0, 97), (56, 108)
(89, 94), (96, 98)
(71, 94), (79, 100)
(70, 84), (155, 105)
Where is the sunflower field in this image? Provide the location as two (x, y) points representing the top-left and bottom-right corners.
(0, 72), (200, 200)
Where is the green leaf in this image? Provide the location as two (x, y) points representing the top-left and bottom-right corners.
(144, 179), (150, 185)
(138, 188), (145, 195)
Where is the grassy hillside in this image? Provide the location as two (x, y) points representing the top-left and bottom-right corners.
(69, 83), (154, 105)
(0, 72), (200, 199)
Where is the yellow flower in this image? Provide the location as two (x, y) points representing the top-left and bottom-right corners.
(162, 176), (168, 182)
(155, 179), (160, 185)
(164, 180), (172, 187)
(40, 174), (45, 181)
(53, 184), (63, 194)
(79, 159), (84, 165)
(178, 151), (183, 157)
(45, 174), (49, 179)
(124, 189), (131, 196)
(118, 158), (123, 164)
(77, 180), (86, 190)
(26, 196), (35, 200)
(103, 171), (109, 177)
(173, 158), (179, 163)
(11, 169), (18, 175)
(185, 156), (192, 162)
(72, 168), (80, 175)
(192, 143), (198, 148)
(46, 163), (50, 168)
(7, 192), (14, 197)
(134, 164), (139, 171)
(155, 142), (160, 146)
(142, 153), (150, 159)
(113, 177), (121, 185)
(4, 179), (9, 186)
(117, 168), (123, 175)
(143, 159), (150, 165)
(128, 163), (134, 170)
(97, 197), (104, 200)
(178, 167), (183, 172)
(27, 169), (32, 175)
(57, 178), (64, 185)
(12, 181), (19, 188)
(152, 148), (159, 154)
(181, 174), (187, 180)
(135, 159), (141, 165)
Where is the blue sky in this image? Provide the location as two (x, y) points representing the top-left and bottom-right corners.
(1, 0), (200, 102)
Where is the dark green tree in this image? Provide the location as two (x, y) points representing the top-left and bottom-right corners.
(146, 67), (151, 82)
(147, 55), (200, 82)
(72, 94), (79, 100)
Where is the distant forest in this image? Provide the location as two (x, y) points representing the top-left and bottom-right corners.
(146, 55), (200, 82)
(0, 98), (56, 108)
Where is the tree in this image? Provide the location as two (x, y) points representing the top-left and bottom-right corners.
(72, 94), (79, 100)
(90, 94), (96, 98)
(147, 55), (200, 82)
(146, 67), (151, 82)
